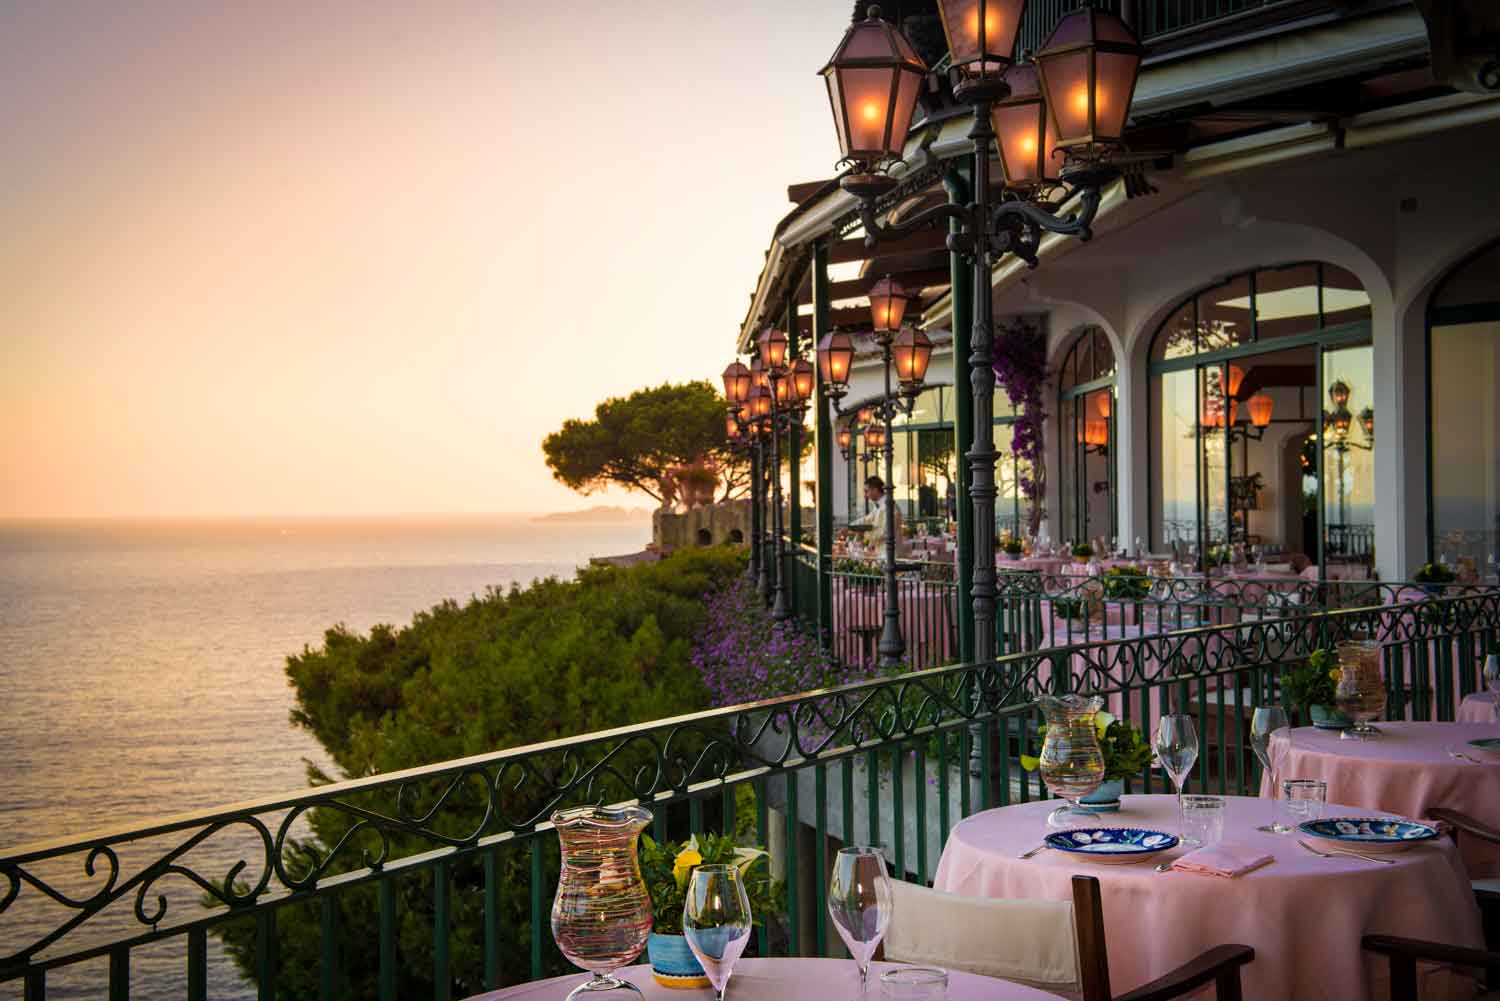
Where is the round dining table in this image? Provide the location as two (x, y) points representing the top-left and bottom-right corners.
(932, 794), (1482, 1001)
(1268, 722), (1500, 876)
(462, 957), (1068, 1001)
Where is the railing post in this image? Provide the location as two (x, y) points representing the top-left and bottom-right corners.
(945, 164), (976, 664)
(813, 240), (835, 645)
(786, 282), (803, 614)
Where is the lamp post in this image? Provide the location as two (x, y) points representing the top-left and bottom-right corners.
(723, 360), (756, 579)
(758, 329), (813, 621)
(818, 277), (934, 667)
(818, 3), (1142, 662)
(1321, 380), (1373, 529)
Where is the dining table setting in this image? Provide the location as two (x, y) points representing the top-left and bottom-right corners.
(925, 692), (1491, 1000)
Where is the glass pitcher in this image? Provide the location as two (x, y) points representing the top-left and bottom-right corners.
(1334, 639), (1385, 740)
(1036, 693), (1106, 828)
(551, 805), (654, 1000)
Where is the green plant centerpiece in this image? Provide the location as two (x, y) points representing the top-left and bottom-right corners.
(1101, 565), (1150, 601)
(1003, 539), (1025, 558)
(1022, 711), (1152, 811)
(1413, 562), (1457, 587)
(638, 833), (782, 986)
(1280, 647), (1350, 729)
(1071, 543), (1095, 563)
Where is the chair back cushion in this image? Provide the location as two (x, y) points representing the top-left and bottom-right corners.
(883, 880), (1081, 992)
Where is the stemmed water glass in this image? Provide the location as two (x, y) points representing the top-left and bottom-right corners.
(683, 865), (753, 1001)
(827, 846), (893, 993)
(1250, 706), (1292, 833)
(1154, 715), (1200, 844)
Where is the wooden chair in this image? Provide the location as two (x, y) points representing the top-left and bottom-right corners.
(1363, 935), (1500, 1001)
(880, 875), (1254, 1001)
(1427, 808), (1500, 947)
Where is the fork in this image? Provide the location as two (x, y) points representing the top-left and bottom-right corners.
(1449, 750), (1485, 765)
(1298, 839), (1395, 865)
(1017, 843), (1049, 859)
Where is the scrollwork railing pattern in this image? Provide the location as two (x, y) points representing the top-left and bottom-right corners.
(4, 588), (1498, 988)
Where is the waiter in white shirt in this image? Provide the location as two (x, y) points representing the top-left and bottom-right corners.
(854, 475), (903, 550)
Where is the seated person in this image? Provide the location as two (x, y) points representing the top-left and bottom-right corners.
(852, 475), (903, 551)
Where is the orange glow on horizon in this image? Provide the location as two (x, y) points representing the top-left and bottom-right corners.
(0, 1), (855, 518)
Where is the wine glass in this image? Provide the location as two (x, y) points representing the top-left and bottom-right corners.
(682, 865), (753, 1001)
(827, 846), (893, 993)
(1484, 652), (1500, 696)
(1154, 715), (1200, 844)
(1250, 707), (1293, 833)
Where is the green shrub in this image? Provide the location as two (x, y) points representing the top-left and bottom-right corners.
(214, 547), (745, 999)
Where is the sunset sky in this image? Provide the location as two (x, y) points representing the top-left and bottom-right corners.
(1, 1), (850, 518)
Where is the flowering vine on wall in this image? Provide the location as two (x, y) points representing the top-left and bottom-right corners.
(992, 320), (1048, 535)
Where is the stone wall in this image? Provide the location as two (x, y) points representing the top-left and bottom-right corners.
(652, 499), (751, 552)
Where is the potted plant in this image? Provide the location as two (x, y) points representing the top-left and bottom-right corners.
(1021, 711), (1152, 811)
(1003, 539), (1025, 558)
(638, 833), (782, 987)
(1071, 542), (1094, 565)
(1413, 561), (1457, 594)
(1280, 647), (1350, 729)
(1101, 565), (1150, 601)
(1052, 595), (1089, 621)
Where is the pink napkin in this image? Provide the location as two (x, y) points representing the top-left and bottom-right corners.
(1171, 841), (1274, 877)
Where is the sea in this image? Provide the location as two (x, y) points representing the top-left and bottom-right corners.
(0, 515), (651, 1000)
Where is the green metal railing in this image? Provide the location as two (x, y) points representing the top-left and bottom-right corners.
(4, 590), (1497, 998)
(825, 568), (959, 671)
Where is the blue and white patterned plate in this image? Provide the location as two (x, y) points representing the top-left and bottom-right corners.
(1298, 817), (1439, 853)
(1467, 737), (1500, 757)
(1043, 827), (1178, 865)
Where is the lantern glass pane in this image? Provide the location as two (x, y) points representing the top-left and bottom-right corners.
(939, 0), (1024, 71)
(1094, 50), (1139, 141)
(888, 67), (923, 156)
(1041, 48), (1091, 143)
(992, 99), (1045, 185)
(824, 69), (851, 158)
(844, 21), (895, 59)
(840, 66), (899, 159)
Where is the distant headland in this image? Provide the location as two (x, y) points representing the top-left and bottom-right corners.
(531, 505), (651, 524)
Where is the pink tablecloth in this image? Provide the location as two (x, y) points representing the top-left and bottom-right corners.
(933, 794), (1482, 1001)
(1458, 693), (1500, 724)
(1268, 723), (1500, 876)
(464, 958), (1067, 1001)
(830, 579), (952, 667)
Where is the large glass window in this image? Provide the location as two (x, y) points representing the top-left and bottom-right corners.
(1429, 242), (1500, 580)
(1149, 263), (1373, 570)
(1059, 327), (1116, 547)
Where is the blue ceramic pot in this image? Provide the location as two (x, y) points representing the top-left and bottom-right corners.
(1310, 704), (1353, 730)
(1081, 778), (1124, 812)
(647, 933), (708, 988)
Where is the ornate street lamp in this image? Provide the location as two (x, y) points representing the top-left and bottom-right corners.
(818, 317), (934, 669)
(991, 62), (1059, 190)
(820, 6), (928, 172)
(1034, 8), (1143, 153)
(837, 424), (855, 459)
(722, 361), (752, 406)
(1358, 407), (1374, 439)
(819, 3), (1142, 662)
(868, 276), (913, 332)
(759, 327), (790, 370)
(1328, 379), (1352, 409)
(892, 328), (934, 392)
(818, 331), (856, 398)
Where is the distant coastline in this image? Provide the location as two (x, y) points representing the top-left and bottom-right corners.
(532, 505), (651, 524)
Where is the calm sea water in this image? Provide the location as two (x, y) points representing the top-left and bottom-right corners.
(0, 516), (650, 999)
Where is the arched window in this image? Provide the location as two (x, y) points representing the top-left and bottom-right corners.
(1428, 240), (1500, 578)
(1147, 263), (1373, 572)
(1058, 327), (1116, 546)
